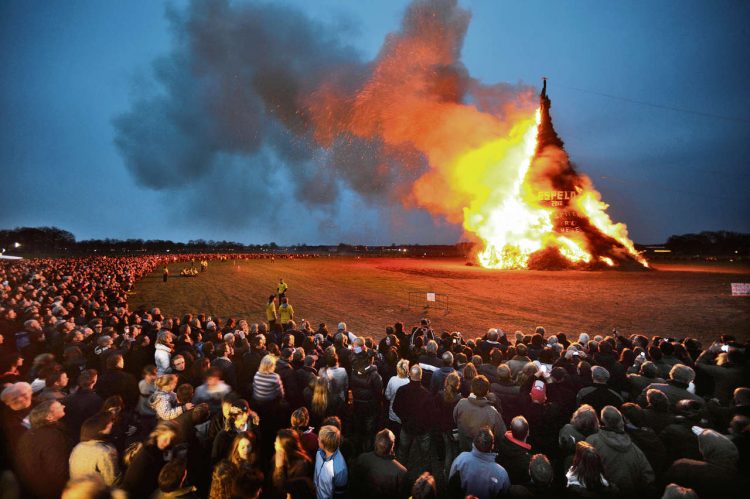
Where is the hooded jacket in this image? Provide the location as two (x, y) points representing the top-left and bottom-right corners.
(662, 430), (740, 498)
(454, 396), (506, 450)
(585, 428), (654, 493)
(154, 343), (172, 375)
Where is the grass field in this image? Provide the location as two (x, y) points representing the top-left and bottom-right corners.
(129, 258), (750, 343)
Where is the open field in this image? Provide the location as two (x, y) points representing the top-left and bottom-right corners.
(129, 258), (750, 344)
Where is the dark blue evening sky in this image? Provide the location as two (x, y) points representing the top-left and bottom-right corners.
(1, 0), (748, 245)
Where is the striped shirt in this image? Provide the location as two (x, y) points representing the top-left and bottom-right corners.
(253, 372), (284, 402)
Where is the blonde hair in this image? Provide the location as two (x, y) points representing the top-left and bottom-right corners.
(396, 359), (410, 378)
(147, 423), (176, 445)
(318, 425), (341, 453)
(155, 374), (178, 390)
(258, 354), (277, 374)
(311, 377), (329, 417)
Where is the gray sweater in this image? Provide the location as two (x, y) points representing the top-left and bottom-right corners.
(69, 439), (120, 485)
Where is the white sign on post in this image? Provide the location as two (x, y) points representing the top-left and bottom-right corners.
(426, 292), (436, 302)
(731, 283), (750, 296)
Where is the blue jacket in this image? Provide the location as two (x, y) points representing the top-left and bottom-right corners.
(449, 446), (510, 499)
(314, 448), (348, 499)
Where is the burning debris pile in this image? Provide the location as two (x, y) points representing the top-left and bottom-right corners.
(468, 80), (649, 270)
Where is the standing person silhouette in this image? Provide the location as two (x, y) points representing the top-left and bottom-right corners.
(277, 278), (288, 302)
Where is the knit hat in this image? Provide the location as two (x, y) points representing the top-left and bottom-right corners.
(530, 380), (547, 404)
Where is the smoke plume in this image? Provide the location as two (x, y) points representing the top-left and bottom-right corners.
(114, 0), (535, 240)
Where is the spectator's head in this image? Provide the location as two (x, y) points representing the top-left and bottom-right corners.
(291, 407), (310, 429)
(230, 430), (258, 466)
(441, 351), (454, 367)
(444, 371), (461, 398)
(258, 354), (277, 374)
(321, 415), (342, 431)
(675, 399), (702, 421)
(0, 382), (32, 410)
(409, 364), (423, 382)
(176, 383), (194, 404)
(80, 412), (113, 441)
(734, 387), (750, 407)
(425, 340), (438, 355)
(149, 423), (177, 449)
(396, 359), (410, 378)
(620, 402), (646, 428)
(600, 406), (625, 432)
(571, 404), (600, 435)
(62, 475), (124, 499)
(374, 428), (396, 457)
(45, 370), (68, 389)
(591, 366), (610, 385)
(318, 425), (341, 455)
(156, 374), (178, 392)
(497, 364), (511, 381)
(646, 389), (669, 413)
(661, 483), (699, 499)
(232, 467), (264, 499)
(105, 353), (124, 370)
(470, 375), (490, 398)
(473, 426), (494, 453)
(158, 458), (187, 493)
(516, 344), (528, 357)
(487, 328), (499, 341)
(275, 428), (307, 461)
(510, 415), (529, 442)
(529, 454), (553, 486)
(463, 362), (477, 380)
(29, 399), (65, 428)
(640, 360), (658, 378)
(411, 472), (437, 499)
(669, 364), (695, 385)
(571, 441), (606, 491)
(578, 333), (590, 345)
(78, 369), (98, 390)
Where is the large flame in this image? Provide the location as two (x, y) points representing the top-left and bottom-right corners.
(458, 106), (647, 269)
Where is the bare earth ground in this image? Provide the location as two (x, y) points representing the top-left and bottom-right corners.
(129, 258), (750, 344)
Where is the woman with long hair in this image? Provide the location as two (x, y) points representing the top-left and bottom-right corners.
(384, 358), (410, 434)
(434, 372), (461, 479)
(559, 404), (600, 470)
(565, 441), (615, 497)
(460, 362), (477, 398)
(304, 376), (336, 428)
(290, 407), (318, 459)
(211, 399), (254, 464)
(270, 429), (312, 498)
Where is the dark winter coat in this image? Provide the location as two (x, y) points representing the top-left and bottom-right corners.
(351, 452), (408, 499)
(121, 443), (169, 498)
(63, 388), (103, 442)
(393, 380), (434, 435)
(586, 429), (655, 494)
(96, 367), (139, 409)
(15, 422), (72, 499)
(495, 431), (534, 485)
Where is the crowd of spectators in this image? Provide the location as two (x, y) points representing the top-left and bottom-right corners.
(0, 255), (748, 499)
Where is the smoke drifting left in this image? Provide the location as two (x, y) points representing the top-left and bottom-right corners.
(113, 0), (534, 238)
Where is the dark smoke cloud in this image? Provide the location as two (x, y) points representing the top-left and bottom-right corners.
(113, 0), (529, 239)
